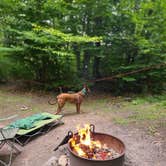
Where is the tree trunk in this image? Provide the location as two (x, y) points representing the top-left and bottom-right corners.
(93, 56), (101, 78)
(93, 42), (101, 78)
(82, 50), (90, 79)
(37, 56), (47, 83)
(74, 45), (81, 76)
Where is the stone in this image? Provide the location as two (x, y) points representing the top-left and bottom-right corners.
(58, 155), (69, 166)
(43, 156), (58, 166)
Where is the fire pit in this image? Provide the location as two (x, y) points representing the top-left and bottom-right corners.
(68, 124), (125, 166)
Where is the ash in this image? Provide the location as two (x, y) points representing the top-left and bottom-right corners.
(44, 145), (133, 166)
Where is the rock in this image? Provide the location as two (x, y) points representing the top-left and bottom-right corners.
(20, 105), (29, 111)
(58, 155), (69, 166)
(43, 156), (58, 166)
(124, 97), (132, 102)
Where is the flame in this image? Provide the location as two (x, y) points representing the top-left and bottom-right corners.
(69, 124), (102, 159)
(78, 124), (91, 146)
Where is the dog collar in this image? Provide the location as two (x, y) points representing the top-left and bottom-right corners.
(81, 88), (87, 95)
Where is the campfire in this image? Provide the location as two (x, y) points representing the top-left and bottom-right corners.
(54, 124), (125, 166)
(69, 124), (120, 160)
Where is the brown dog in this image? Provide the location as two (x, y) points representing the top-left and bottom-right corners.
(48, 84), (90, 114)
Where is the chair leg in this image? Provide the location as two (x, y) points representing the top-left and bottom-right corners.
(0, 159), (8, 166)
(0, 141), (7, 166)
(6, 140), (21, 153)
(0, 146), (12, 166)
(0, 140), (21, 166)
(0, 141), (5, 149)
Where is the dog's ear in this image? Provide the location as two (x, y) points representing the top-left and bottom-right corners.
(83, 83), (86, 88)
(83, 83), (88, 89)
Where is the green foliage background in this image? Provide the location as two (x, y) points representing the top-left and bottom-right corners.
(0, 0), (165, 93)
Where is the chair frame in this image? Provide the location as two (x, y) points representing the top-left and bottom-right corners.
(0, 115), (21, 166)
(0, 128), (21, 166)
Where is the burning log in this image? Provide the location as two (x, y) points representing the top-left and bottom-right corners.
(94, 147), (120, 160)
(69, 124), (120, 160)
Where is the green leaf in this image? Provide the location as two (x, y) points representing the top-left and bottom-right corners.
(122, 77), (136, 82)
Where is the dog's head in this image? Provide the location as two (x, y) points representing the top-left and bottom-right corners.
(83, 84), (91, 94)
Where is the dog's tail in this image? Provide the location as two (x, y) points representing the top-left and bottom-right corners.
(48, 87), (62, 105)
(48, 99), (57, 105)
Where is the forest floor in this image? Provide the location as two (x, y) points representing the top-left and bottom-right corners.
(0, 84), (166, 166)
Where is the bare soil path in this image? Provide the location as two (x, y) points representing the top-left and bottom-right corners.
(10, 113), (165, 166)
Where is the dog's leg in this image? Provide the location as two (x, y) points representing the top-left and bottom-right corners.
(76, 96), (82, 114)
(76, 103), (81, 114)
(56, 106), (62, 115)
(55, 99), (65, 114)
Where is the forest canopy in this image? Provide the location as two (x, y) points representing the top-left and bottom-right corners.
(0, 0), (166, 93)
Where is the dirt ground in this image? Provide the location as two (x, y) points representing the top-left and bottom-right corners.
(6, 114), (166, 166)
(0, 86), (165, 166)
